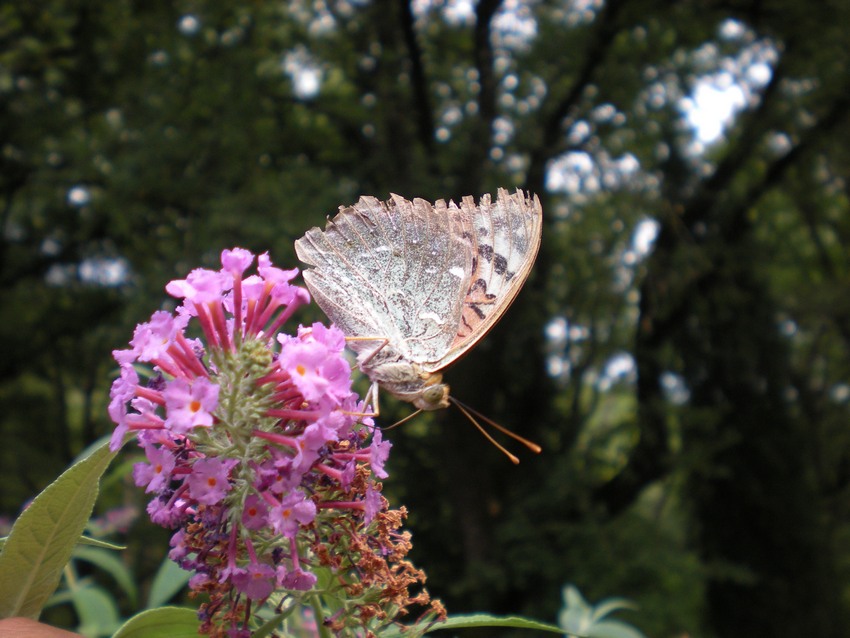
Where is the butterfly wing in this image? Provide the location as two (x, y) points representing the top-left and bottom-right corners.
(295, 194), (475, 366)
(425, 188), (543, 372)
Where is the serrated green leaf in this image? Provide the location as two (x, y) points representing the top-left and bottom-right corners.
(383, 613), (563, 636)
(147, 558), (190, 609)
(73, 585), (121, 637)
(74, 436), (115, 463)
(73, 545), (138, 607)
(112, 607), (199, 638)
(0, 440), (117, 619)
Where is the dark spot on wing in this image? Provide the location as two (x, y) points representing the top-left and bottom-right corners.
(479, 244), (494, 262)
(470, 304), (486, 319)
(470, 278), (487, 293)
(494, 254), (508, 275)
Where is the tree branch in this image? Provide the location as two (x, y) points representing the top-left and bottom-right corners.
(594, 70), (850, 517)
(682, 51), (789, 227)
(399, 0), (435, 155)
(525, 0), (628, 195)
(457, 0), (502, 195)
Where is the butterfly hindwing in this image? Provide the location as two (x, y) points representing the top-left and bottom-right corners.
(434, 188), (543, 371)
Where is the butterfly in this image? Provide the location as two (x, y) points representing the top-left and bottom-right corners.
(294, 188), (542, 418)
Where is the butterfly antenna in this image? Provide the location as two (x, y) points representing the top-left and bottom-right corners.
(381, 409), (423, 431)
(449, 399), (521, 464)
(450, 397), (542, 455)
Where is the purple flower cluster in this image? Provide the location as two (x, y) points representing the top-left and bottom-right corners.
(107, 249), (440, 636)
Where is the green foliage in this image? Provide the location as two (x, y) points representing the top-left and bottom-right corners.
(112, 607), (200, 638)
(0, 440), (116, 618)
(146, 559), (191, 610)
(64, 545), (138, 608)
(558, 585), (645, 638)
(386, 614), (563, 637)
(69, 586), (121, 637)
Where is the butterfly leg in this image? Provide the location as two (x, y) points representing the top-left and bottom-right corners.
(363, 381), (381, 417)
(344, 336), (389, 368)
(341, 381), (381, 419)
(345, 381), (426, 432)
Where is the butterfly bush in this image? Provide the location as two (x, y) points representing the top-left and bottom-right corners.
(108, 248), (445, 637)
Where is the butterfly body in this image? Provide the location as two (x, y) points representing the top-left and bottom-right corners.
(354, 342), (450, 410)
(295, 188), (541, 411)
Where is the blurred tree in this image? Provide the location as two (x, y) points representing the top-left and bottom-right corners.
(2, 1), (850, 636)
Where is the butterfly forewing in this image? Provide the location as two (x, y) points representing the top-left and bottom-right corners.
(295, 195), (474, 366)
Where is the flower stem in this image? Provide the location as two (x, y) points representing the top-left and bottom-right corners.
(309, 594), (334, 638)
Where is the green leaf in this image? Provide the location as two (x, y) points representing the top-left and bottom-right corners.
(73, 585), (121, 637)
(0, 440), (117, 619)
(112, 607), (200, 638)
(558, 585), (646, 638)
(100, 456), (141, 492)
(590, 599), (638, 624)
(563, 585), (590, 614)
(147, 558), (191, 609)
(72, 545), (138, 607)
(583, 619), (646, 638)
(252, 610), (291, 638)
(77, 537), (126, 551)
(75, 435), (116, 463)
(45, 587), (75, 608)
(383, 614), (563, 636)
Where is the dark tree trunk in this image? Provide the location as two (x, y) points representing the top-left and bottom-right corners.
(676, 242), (842, 636)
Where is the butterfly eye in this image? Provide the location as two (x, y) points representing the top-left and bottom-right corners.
(421, 384), (449, 409)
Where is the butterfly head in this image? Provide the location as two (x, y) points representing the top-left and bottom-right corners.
(414, 374), (450, 411)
